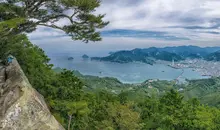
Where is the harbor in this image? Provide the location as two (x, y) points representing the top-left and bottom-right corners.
(167, 59), (220, 77)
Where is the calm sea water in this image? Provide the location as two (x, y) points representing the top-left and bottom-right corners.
(49, 54), (208, 83)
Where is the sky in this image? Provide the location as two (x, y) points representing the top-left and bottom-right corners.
(29, 0), (220, 55)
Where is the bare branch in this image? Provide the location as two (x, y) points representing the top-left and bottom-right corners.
(38, 23), (64, 30)
(70, 10), (79, 19)
(29, 0), (45, 13)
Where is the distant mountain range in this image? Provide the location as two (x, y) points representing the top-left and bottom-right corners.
(91, 46), (220, 64)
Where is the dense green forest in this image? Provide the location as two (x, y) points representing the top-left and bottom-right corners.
(55, 67), (220, 108)
(1, 0), (220, 130)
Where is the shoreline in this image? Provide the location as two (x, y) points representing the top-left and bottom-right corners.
(53, 59), (215, 85)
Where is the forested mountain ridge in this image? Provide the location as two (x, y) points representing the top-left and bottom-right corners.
(91, 46), (220, 64)
(91, 50), (156, 64)
(205, 51), (220, 61)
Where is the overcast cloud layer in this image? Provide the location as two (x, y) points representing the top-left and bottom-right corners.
(29, 0), (220, 52)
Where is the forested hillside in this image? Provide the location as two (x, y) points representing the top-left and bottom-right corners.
(55, 67), (220, 108)
(91, 46), (220, 64)
(206, 51), (220, 61)
(1, 0), (220, 130)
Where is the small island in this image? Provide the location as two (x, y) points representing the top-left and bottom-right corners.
(82, 54), (89, 59)
(68, 57), (74, 60)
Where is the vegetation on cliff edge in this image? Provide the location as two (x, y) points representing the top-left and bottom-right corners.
(1, 0), (220, 129)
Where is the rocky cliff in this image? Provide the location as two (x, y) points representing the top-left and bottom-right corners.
(0, 57), (64, 130)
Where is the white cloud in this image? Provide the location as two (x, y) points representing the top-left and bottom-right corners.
(29, 0), (220, 49)
(98, 0), (219, 28)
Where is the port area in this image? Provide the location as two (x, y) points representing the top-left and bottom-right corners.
(157, 59), (220, 77)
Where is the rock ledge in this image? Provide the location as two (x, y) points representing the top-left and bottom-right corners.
(0, 58), (64, 130)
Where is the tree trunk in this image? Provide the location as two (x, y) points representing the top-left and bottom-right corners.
(68, 115), (72, 130)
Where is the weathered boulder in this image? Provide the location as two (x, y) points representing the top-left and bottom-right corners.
(0, 58), (64, 130)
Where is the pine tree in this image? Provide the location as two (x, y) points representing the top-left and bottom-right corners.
(0, 0), (109, 42)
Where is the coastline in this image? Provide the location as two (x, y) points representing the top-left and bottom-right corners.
(52, 58), (214, 84)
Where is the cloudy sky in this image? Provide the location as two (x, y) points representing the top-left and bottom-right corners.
(29, 0), (220, 55)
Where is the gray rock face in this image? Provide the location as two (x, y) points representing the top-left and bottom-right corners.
(0, 66), (5, 83)
(0, 58), (64, 130)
